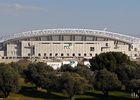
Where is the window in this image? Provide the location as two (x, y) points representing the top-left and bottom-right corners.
(33, 46), (35, 55)
(50, 53), (52, 56)
(84, 53), (86, 56)
(44, 53), (46, 56)
(101, 47), (103, 51)
(38, 53), (41, 56)
(90, 53), (92, 56)
(95, 53), (98, 56)
(67, 53), (69, 56)
(106, 43), (108, 47)
(90, 47), (95, 51)
(78, 53), (81, 56)
(61, 53), (64, 56)
(73, 53), (75, 56)
(28, 43), (30, 46)
(55, 53), (58, 56)
(134, 48), (137, 51)
(28, 53), (30, 56)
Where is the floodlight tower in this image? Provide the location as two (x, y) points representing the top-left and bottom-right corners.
(103, 28), (107, 31)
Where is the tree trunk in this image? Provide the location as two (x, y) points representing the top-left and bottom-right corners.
(3, 91), (9, 98)
(105, 91), (109, 96)
(125, 86), (129, 92)
(103, 90), (109, 96)
(47, 89), (52, 94)
(69, 95), (75, 100)
(138, 93), (140, 100)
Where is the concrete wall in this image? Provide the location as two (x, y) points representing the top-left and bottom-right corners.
(21, 41), (131, 57)
(0, 51), (4, 56)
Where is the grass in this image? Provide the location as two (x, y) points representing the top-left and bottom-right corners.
(0, 78), (138, 100)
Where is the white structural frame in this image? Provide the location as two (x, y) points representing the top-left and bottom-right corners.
(0, 28), (140, 45)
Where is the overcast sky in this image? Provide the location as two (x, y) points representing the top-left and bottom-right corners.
(0, 0), (140, 38)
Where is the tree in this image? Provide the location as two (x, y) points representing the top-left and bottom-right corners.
(0, 63), (21, 98)
(61, 64), (74, 72)
(89, 52), (133, 72)
(9, 62), (25, 76)
(24, 62), (54, 88)
(59, 72), (91, 100)
(134, 63), (140, 79)
(41, 72), (58, 94)
(93, 69), (121, 96)
(128, 79), (140, 99)
(116, 63), (137, 90)
(74, 64), (93, 83)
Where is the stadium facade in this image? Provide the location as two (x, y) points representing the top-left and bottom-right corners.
(0, 28), (140, 59)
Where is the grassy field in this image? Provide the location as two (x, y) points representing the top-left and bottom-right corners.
(0, 78), (138, 100)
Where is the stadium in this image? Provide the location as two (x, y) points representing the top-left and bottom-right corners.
(0, 28), (140, 60)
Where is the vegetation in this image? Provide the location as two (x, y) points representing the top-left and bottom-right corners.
(61, 64), (74, 72)
(0, 63), (21, 98)
(0, 78), (136, 100)
(9, 62), (25, 76)
(0, 52), (140, 99)
(93, 69), (121, 96)
(89, 52), (134, 72)
(89, 52), (139, 96)
(41, 72), (58, 94)
(128, 79), (140, 99)
(74, 64), (93, 83)
(24, 62), (55, 92)
(116, 63), (137, 90)
(59, 72), (92, 100)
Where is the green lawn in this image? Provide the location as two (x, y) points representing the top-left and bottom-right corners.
(0, 78), (138, 100)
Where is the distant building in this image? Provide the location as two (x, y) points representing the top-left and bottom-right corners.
(0, 28), (140, 59)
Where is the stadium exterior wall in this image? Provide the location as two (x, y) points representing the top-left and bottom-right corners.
(0, 29), (140, 60)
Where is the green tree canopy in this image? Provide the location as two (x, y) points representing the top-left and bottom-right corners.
(41, 72), (58, 94)
(93, 69), (121, 96)
(61, 64), (74, 72)
(0, 63), (21, 98)
(9, 62), (25, 76)
(74, 64), (93, 83)
(89, 52), (133, 72)
(134, 63), (140, 79)
(128, 79), (140, 99)
(24, 62), (54, 88)
(59, 72), (91, 100)
(116, 63), (137, 90)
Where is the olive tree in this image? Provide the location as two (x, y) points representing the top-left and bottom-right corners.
(0, 63), (21, 98)
(59, 72), (91, 100)
(93, 69), (121, 96)
(9, 62), (25, 76)
(74, 64), (93, 83)
(128, 79), (140, 99)
(41, 72), (58, 94)
(116, 63), (137, 90)
(24, 62), (54, 88)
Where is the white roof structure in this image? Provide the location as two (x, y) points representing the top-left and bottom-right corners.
(0, 28), (140, 45)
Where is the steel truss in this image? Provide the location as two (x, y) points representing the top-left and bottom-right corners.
(0, 29), (140, 45)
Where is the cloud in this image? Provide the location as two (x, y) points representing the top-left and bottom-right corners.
(14, 3), (48, 12)
(0, 3), (48, 16)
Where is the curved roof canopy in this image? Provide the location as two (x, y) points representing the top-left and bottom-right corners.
(0, 28), (140, 44)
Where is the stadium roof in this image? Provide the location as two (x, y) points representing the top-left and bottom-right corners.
(0, 28), (140, 45)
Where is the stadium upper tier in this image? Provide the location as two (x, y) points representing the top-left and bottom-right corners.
(0, 29), (140, 45)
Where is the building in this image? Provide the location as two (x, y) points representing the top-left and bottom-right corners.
(0, 28), (140, 59)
